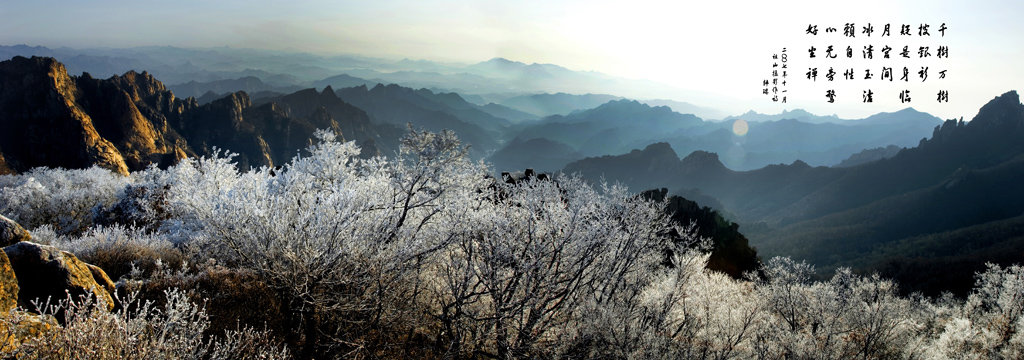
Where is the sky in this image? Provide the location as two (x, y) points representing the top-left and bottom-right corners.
(1, 0), (1021, 120)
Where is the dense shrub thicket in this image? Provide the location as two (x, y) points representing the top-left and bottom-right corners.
(1, 129), (1023, 359)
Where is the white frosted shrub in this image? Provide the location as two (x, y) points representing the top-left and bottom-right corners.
(2, 289), (288, 359)
(6, 128), (1024, 359)
(0, 166), (131, 234)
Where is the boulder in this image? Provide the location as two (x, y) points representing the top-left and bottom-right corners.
(86, 264), (116, 301)
(0, 215), (29, 248)
(4, 242), (114, 312)
(0, 250), (18, 312)
(0, 311), (58, 353)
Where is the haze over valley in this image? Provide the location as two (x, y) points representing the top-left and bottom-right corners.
(2, 1), (1024, 358)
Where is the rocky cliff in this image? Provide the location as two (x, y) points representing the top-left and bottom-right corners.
(0, 56), (390, 174)
(0, 56), (131, 174)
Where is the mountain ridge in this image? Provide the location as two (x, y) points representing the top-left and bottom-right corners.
(560, 90), (1024, 294)
(0, 56), (390, 174)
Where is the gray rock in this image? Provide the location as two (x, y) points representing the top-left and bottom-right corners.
(0, 214), (30, 248)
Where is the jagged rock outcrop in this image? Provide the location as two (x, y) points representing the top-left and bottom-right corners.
(258, 86), (398, 157)
(75, 70), (185, 170)
(4, 242), (115, 312)
(0, 56), (391, 174)
(0, 56), (129, 174)
(966, 90), (1023, 132)
(563, 142), (684, 191)
(337, 83), (497, 158)
(175, 91), (274, 169)
(0, 215), (30, 248)
(835, 145), (903, 168)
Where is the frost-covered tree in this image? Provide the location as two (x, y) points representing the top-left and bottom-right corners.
(924, 263), (1024, 359)
(3, 289), (288, 359)
(5, 127), (1024, 359)
(0, 166), (130, 234)
(424, 178), (686, 358)
(155, 129), (488, 357)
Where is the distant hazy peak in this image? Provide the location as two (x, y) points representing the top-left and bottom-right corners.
(638, 142), (678, 157)
(484, 57), (519, 65)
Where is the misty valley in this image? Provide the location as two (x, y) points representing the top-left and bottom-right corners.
(0, 46), (1023, 359)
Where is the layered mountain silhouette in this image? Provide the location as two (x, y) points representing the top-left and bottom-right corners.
(310, 74), (379, 92)
(0, 46), (938, 173)
(661, 108), (942, 170)
(834, 145), (903, 167)
(564, 91), (1024, 296)
(488, 137), (583, 173)
(335, 84), (501, 158)
(498, 93), (625, 117)
(168, 76), (301, 100)
(3, 53), (1019, 297)
(504, 99), (941, 172)
(510, 100), (703, 159)
(724, 109), (842, 124)
(641, 99), (727, 121)
(0, 56), (391, 174)
(0, 46), (741, 114)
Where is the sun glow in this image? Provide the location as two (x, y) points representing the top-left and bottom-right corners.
(732, 119), (749, 136)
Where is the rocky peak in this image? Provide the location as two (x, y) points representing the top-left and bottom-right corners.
(678, 150), (731, 177)
(208, 91), (252, 123)
(369, 83), (387, 94)
(931, 118), (964, 142)
(321, 85), (338, 99)
(0, 56), (129, 175)
(968, 90), (1023, 132)
(0, 56), (391, 175)
(2, 56), (77, 97)
(115, 70), (168, 100)
(681, 150), (722, 167)
(640, 142), (679, 159)
(308, 106), (338, 133)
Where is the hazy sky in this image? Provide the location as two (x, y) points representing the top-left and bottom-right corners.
(1, 0), (1021, 120)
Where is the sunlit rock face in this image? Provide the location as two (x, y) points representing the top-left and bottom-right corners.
(0, 56), (390, 175)
(4, 241), (116, 313)
(0, 56), (130, 175)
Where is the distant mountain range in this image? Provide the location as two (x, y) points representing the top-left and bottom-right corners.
(333, 84), (504, 159)
(0, 56), (394, 174)
(168, 76), (302, 101)
(563, 91), (1024, 296)
(499, 101), (941, 172)
(162, 77), (945, 174)
(498, 93), (624, 117)
(0, 45), (739, 115)
(2, 53), (1020, 297)
(0, 52), (946, 175)
(724, 109), (842, 124)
